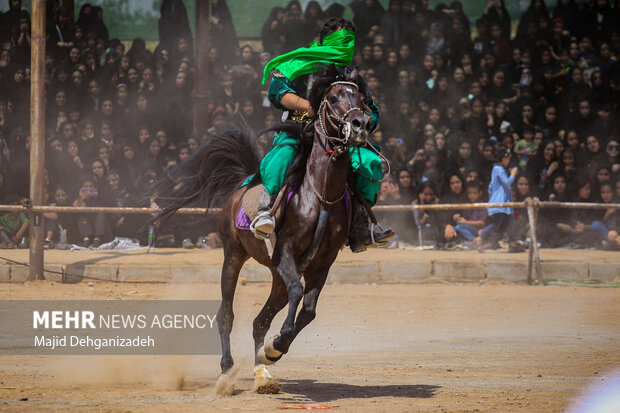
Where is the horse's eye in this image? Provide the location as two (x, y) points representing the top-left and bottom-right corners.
(329, 95), (339, 104)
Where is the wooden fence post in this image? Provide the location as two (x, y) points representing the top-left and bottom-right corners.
(28, 0), (46, 281)
(526, 197), (543, 285)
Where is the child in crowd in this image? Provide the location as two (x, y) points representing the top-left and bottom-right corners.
(0, 194), (30, 249)
(475, 143), (521, 251)
(454, 180), (487, 242)
(513, 125), (537, 168)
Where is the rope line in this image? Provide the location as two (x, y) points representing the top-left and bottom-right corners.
(0, 255), (168, 284)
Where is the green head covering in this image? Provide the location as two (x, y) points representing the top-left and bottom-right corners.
(261, 28), (355, 84)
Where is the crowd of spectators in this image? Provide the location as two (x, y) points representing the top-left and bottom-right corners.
(0, 0), (618, 251)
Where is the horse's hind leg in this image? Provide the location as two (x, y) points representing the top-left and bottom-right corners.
(253, 269), (288, 365)
(216, 247), (248, 377)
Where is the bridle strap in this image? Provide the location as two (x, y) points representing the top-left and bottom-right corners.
(308, 80), (363, 206)
(317, 81), (365, 146)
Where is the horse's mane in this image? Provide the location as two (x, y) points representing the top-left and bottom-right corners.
(277, 65), (361, 189)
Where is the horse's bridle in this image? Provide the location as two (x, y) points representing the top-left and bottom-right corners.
(317, 81), (368, 150)
(306, 81), (365, 206)
(308, 80), (390, 206)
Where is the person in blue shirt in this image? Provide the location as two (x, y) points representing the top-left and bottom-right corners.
(474, 143), (522, 251)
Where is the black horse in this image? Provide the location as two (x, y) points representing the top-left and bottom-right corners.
(153, 66), (374, 392)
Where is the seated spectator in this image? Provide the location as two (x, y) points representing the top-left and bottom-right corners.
(412, 181), (440, 246)
(526, 140), (558, 196)
(551, 174), (598, 248)
(454, 180), (487, 242)
(72, 176), (107, 248)
(0, 194), (29, 248)
(395, 168), (416, 204)
(590, 181), (620, 249)
(375, 173), (415, 245)
(47, 185), (79, 246)
(511, 174), (532, 245)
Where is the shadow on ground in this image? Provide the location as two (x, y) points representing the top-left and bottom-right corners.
(277, 379), (440, 402)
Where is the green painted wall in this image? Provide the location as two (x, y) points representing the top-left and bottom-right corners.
(3, 1), (586, 42)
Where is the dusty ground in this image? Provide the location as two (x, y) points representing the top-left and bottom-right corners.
(0, 280), (619, 412)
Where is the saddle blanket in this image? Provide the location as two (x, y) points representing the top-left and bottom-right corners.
(236, 187), (349, 230)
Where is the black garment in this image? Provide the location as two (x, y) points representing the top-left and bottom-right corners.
(380, 6), (407, 47)
(261, 7), (285, 56)
(76, 4), (96, 32)
(482, 2), (511, 40)
(568, 113), (600, 144)
(158, 0), (192, 50)
(210, 0), (238, 67)
(90, 7), (109, 43)
(516, 0), (550, 40)
(350, 0), (384, 45)
(2, 5), (24, 43)
(553, 0), (581, 37)
(580, 1), (615, 42)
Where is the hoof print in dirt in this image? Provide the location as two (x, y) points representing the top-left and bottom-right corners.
(254, 380), (282, 394)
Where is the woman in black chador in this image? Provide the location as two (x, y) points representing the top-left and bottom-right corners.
(158, 0), (192, 51)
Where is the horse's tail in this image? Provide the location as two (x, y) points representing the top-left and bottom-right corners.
(151, 126), (260, 225)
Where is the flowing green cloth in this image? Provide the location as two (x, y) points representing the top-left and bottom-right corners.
(261, 28), (355, 84)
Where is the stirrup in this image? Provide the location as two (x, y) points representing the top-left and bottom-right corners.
(250, 212), (274, 240)
(370, 222), (390, 248)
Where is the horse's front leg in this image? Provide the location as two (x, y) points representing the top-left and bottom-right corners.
(253, 269), (288, 369)
(268, 248), (304, 357)
(262, 266), (328, 361)
(291, 268), (328, 339)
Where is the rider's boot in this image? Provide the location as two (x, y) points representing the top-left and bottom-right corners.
(348, 198), (395, 253)
(250, 186), (276, 240)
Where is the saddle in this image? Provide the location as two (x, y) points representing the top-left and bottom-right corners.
(236, 184), (289, 232)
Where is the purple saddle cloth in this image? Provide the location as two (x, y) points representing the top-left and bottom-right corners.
(236, 187), (349, 230)
(236, 204), (252, 230)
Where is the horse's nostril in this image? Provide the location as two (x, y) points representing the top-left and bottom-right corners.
(352, 119), (362, 129)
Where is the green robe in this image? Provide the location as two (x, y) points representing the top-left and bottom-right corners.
(259, 75), (383, 206)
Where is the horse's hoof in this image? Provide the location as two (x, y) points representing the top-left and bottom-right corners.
(257, 345), (276, 365)
(264, 334), (284, 359)
(215, 373), (235, 397)
(253, 364), (281, 394)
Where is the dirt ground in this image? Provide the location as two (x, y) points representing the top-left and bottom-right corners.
(0, 281), (619, 412)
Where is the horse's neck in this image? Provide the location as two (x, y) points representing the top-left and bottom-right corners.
(303, 131), (349, 205)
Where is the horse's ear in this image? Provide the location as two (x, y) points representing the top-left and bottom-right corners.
(349, 66), (359, 83)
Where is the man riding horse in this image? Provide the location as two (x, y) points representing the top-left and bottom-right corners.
(251, 17), (394, 252)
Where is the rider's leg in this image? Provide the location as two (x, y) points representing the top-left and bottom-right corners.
(251, 132), (298, 239)
(348, 147), (394, 253)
